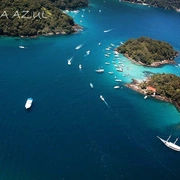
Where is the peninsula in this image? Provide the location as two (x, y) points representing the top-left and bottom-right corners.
(121, 0), (180, 12)
(0, 0), (88, 37)
(117, 37), (178, 67)
(127, 73), (180, 111)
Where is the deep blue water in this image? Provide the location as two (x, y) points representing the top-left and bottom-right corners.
(0, 0), (180, 179)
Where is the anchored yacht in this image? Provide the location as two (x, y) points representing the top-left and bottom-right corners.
(157, 135), (180, 152)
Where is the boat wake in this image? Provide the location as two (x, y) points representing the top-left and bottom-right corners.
(100, 95), (113, 112)
(84, 50), (90, 57)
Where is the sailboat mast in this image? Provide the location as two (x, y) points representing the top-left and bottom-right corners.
(174, 138), (179, 144)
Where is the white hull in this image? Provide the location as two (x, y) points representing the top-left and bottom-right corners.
(25, 98), (33, 109)
(75, 44), (83, 50)
(90, 83), (94, 88)
(157, 136), (180, 152)
(19, 46), (26, 49)
(95, 69), (104, 73)
(100, 95), (104, 101)
(114, 86), (120, 89)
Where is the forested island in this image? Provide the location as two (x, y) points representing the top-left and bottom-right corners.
(0, 0), (88, 36)
(117, 37), (178, 66)
(127, 73), (180, 111)
(122, 0), (180, 11)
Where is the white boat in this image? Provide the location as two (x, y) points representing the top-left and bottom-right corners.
(67, 57), (73, 65)
(95, 69), (104, 73)
(19, 46), (25, 49)
(79, 64), (82, 69)
(144, 95), (148, 99)
(25, 98), (33, 109)
(100, 95), (104, 101)
(114, 86), (120, 89)
(108, 72), (114, 75)
(90, 83), (94, 88)
(103, 29), (112, 33)
(68, 59), (71, 65)
(105, 54), (110, 57)
(105, 62), (110, 65)
(115, 79), (122, 82)
(75, 44), (83, 50)
(98, 42), (101, 45)
(157, 135), (180, 152)
(116, 67), (123, 72)
(86, 50), (90, 55)
(114, 51), (119, 55)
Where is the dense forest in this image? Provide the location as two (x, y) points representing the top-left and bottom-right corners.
(139, 73), (180, 109)
(49, 0), (88, 10)
(0, 0), (88, 36)
(117, 37), (178, 66)
(122, 0), (180, 11)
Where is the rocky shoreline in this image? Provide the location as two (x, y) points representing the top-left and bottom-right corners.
(0, 24), (83, 38)
(121, 0), (180, 12)
(123, 53), (175, 67)
(126, 79), (180, 111)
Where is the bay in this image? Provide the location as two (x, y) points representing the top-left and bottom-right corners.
(0, 0), (180, 179)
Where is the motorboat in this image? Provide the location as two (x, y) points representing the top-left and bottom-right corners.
(100, 95), (104, 101)
(157, 135), (180, 152)
(19, 46), (25, 49)
(105, 62), (110, 65)
(116, 67), (123, 72)
(115, 79), (122, 82)
(95, 69), (104, 73)
(90, 83), (94, 88)
(67, 57), (73, 65)
(105, 54), (110, 57)
(79, 64), (82, 69)
(108, 72), (114, 75)
(25, 98), (33, 109)
(68, 60), (71, 65)
(103, 29), (112, 33)
(86, 50), (90, 55)
(75, 44), (83, 50)
(114, 86), (120, 89)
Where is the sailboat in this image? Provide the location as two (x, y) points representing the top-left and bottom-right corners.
(157, 135), (180, 152)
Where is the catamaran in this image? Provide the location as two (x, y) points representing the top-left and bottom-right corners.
(157, 135), (180, 152)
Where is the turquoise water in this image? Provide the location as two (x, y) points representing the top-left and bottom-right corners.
(0, 0), (180, 179)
